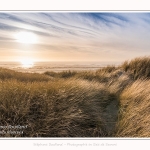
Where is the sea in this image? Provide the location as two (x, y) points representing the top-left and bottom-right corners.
(0, 61), (121, 73)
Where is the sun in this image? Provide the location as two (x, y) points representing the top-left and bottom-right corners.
(20, 59), (34, 68)
(14, 31), (37, 44)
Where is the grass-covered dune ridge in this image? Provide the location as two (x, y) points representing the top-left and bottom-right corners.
(121, 56), (150, 79)
(0, 68), (50, 82)
(115, 80), (150, 137)
(0, 56), (150, 137)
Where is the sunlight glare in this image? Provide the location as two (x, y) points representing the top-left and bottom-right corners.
(15, 31), (37, 44)
(21, 59), (34, 68)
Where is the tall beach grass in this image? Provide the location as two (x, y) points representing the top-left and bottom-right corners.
(0, 56), (150, 137)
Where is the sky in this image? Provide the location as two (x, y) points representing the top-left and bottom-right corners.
(0, 12), (150, 62)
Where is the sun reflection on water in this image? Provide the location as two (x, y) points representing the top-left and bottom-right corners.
(21, 59), (34, 68)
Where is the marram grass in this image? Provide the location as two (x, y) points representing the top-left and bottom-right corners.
(0, 56), (150, 137)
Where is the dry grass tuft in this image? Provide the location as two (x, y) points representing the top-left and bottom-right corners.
(115, 80), (150, 137)
(121, 56), (150, 80)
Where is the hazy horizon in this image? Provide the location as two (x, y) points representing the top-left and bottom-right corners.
(0, 60), (122, 73)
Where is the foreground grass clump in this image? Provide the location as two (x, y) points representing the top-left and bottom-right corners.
(115, 80), (150, 137)
(0, 78), (117, 137)
(121, 56), (150, 80)
(0, 68), (50, 82)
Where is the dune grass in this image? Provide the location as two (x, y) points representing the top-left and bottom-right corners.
(0, 79), (117, 137)
(115, 80), (150, 137)
(0, 67), (50, 82)
(0, 56), (150, 137)
(121, 56), (150, 80)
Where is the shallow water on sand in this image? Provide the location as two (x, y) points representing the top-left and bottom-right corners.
(0, 61), (121, 73)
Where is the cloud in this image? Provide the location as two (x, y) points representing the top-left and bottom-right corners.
(0, 12), (150, 61)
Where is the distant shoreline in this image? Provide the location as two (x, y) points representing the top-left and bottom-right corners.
(2, 67), (103, 73)
(0, 61), (121, 73)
